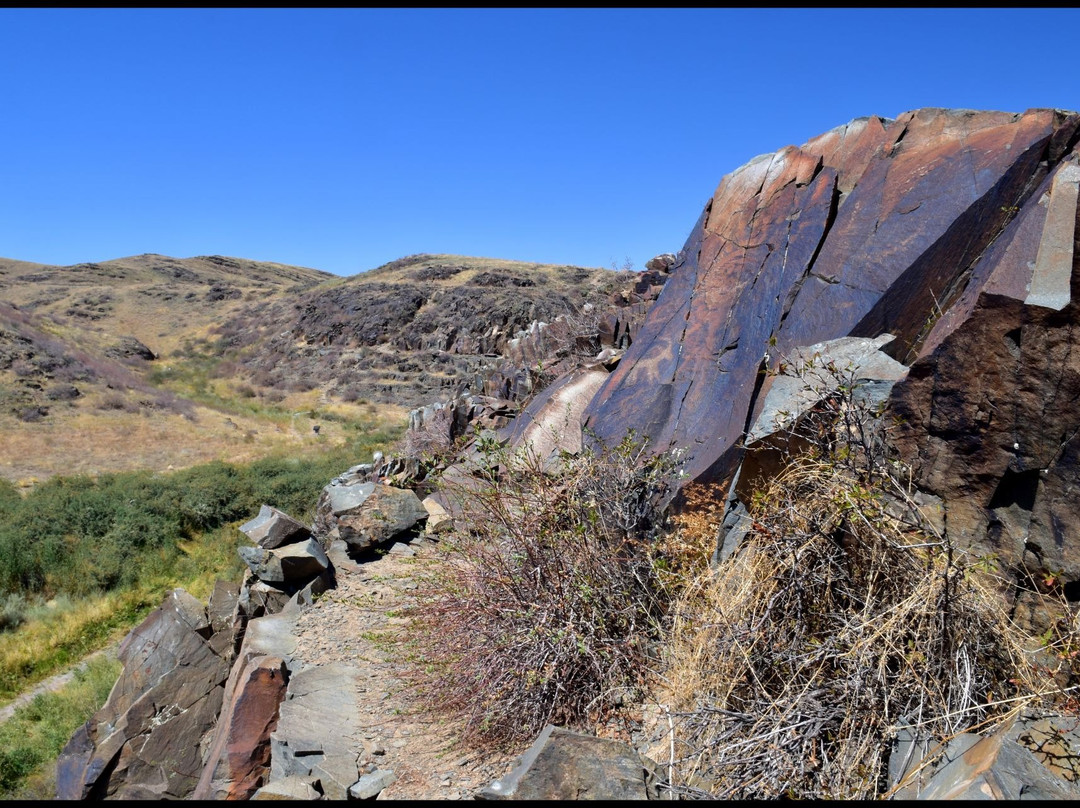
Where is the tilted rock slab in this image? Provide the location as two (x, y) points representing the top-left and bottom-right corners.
(889, 712), (1080, 799)
(577, 106), (1080, 600)
(240, 503), (312, 550)
(238, 537), (330, 584)
(584, 108), (1080, 485)
(56, 589), (232, 799)
(192, 607), (303, 800)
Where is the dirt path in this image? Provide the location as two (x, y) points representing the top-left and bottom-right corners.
(0, 646), (118, 725)
(289, 543), (521, 799)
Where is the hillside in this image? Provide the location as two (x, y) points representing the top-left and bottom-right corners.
(0, 253), (624, 485)
(207, 253), (630, 408)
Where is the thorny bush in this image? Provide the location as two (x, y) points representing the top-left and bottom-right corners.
(407, 431), (680, 748)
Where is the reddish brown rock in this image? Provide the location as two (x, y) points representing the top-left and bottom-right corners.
(584, 108), (1080, 491)
(193, 654), (289, 800)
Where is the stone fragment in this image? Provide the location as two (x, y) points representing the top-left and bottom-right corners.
(251, 775), (320, 800)
(478, 725), (654, 800)
(349, 769), (397, 799)
(422, 495), (453, 534)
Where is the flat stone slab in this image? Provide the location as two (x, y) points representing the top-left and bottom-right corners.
(480, 725), (652, 800)
(268, 662), (365, 800)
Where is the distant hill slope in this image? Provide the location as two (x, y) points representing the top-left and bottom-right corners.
(0, 252), (625, 484)
(207, 253), (628, 408)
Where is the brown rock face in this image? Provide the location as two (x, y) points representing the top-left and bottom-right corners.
(576, 106), (1080, 608)
(584, 108), (1080, 488)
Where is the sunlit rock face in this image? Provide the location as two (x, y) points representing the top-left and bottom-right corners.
(583, 107), (1080, 603)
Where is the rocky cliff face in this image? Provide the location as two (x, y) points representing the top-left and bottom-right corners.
(583, 107), (1080, 607)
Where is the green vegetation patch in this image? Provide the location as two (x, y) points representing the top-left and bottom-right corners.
(0, 653), (121, 799)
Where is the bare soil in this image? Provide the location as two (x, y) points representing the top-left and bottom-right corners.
(290, 544), (522, 799)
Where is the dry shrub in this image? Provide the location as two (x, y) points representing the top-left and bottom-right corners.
(660, 371), (1080, 799)
(402, 403), (455, 461)
(407, 433), (678, 748)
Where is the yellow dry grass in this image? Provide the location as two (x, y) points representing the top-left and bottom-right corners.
(0, 399), (408, 487)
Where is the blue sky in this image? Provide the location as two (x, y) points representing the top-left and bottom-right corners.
(3, 8), (1079, 277)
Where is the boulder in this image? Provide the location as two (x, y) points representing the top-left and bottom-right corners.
(645, 252), (677, 272)
(331, 485), (428, 551)
(239, 504), (312, 550)
(238, 538), (330, 584)
(104, 336), (156, 361)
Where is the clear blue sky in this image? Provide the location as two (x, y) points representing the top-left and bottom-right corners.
(2, 8), (1079, 277)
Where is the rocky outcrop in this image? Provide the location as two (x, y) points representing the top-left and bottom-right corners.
(56, 590), (234, 799)
(584, 108), (1080, 485)
(574, 107), (1080, 612)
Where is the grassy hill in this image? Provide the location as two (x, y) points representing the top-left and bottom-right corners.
(0, 252), (620, 486)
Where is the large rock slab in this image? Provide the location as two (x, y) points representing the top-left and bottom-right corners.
(889, 713), (1080, 799)
(583, 108), (1080, 488)
(193, 654), (289, 800)
(55, 589), (232, 799)
(267, 662), (365, 800)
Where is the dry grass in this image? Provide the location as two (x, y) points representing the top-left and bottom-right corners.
(655, 451), (1080, 799)
(0, 398), (407, 488)
(407, 434), (677, 749)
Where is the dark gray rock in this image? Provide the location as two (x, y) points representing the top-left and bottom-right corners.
(478, 724), (656, 800)
(240, 504), (312, 550)
(238, 538), (330, 584)
(333, 485), (428, 551)
(889, 713), (1080, 799)
(55, 589), (231, 800)
(267, 663), (365, 800)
